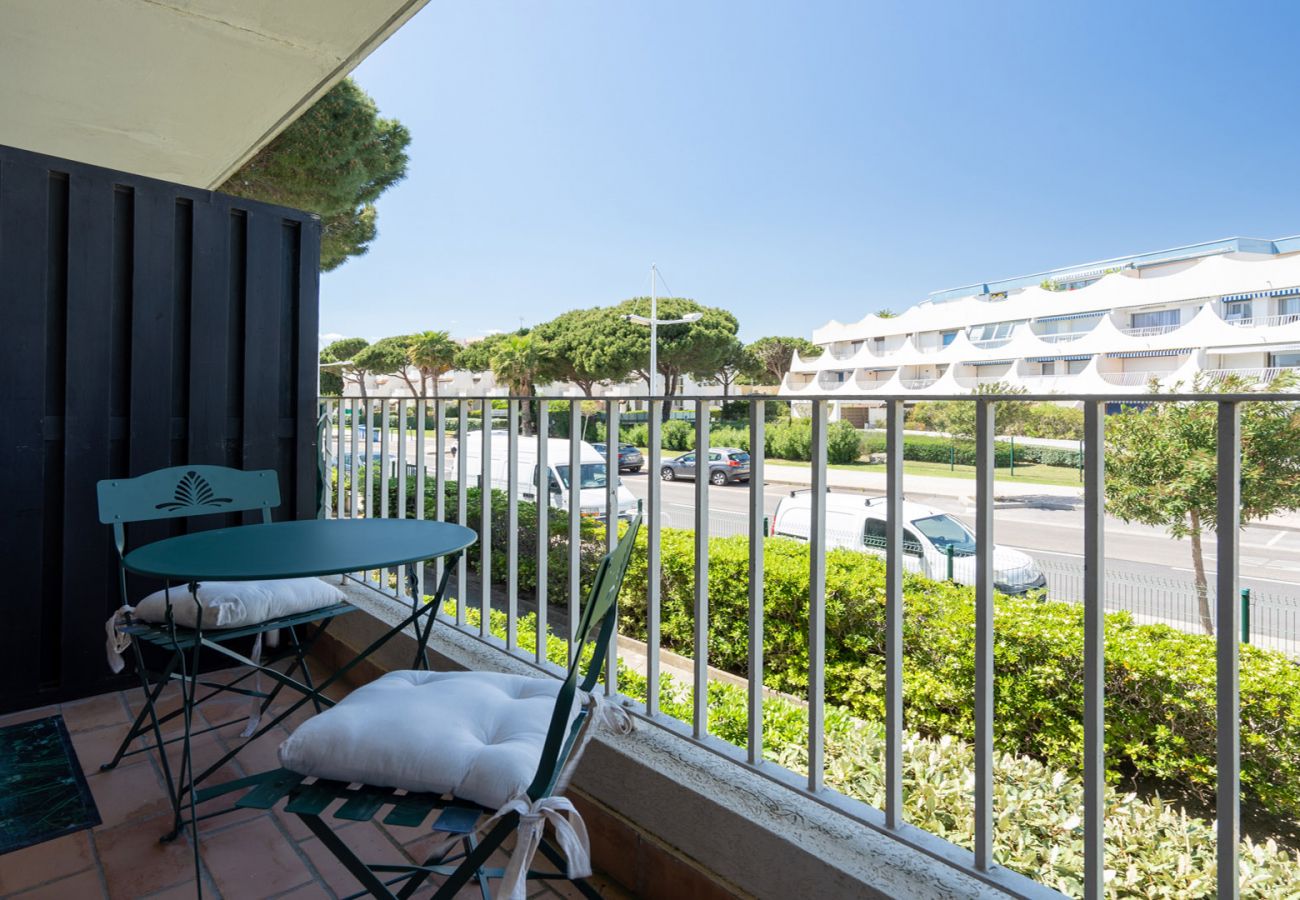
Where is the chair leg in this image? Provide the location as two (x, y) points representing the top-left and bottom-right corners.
(426, 816), (515, 900)
(299, 813), (400, 899)
(101, 646), (181, 772)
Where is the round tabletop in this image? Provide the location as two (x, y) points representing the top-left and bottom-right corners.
(123, 518), (478, 581)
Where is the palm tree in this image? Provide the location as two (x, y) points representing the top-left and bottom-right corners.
(407, 330), (460, 397)
(489, 333), (542, 434)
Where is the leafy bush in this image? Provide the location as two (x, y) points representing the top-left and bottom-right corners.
(617, 529), (1300, 820)
(618, 423), (649, 447)
(1020, 404), (1084, 440)
(661, 419), (694, 450)
(616, 668), (1300, 898)
(826, 420), (864, 464)
(460, 600), (1300, 897)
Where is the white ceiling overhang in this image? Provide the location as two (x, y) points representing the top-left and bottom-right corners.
(0, 0), (430, 188)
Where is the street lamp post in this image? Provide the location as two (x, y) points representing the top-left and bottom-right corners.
(623, 264), (701, 397)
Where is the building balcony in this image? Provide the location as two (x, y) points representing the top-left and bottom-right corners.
(1226, 314), (1300, 329)
(1119, 323), (1184, 338)
(1202, 366), (1300, 388)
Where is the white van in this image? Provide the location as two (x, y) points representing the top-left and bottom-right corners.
(460, 431), (639, 521)
(770, 490), (1046, 594)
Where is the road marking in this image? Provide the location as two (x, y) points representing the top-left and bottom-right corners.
(1268, 530), (1289, 548)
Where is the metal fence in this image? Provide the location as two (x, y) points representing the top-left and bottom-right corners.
(1034, 556), (1300, 656)
(318, 390), (1291, 900)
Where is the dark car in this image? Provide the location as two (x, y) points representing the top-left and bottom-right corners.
(591, 442), (644, 474)
(660, 447), (751, 485)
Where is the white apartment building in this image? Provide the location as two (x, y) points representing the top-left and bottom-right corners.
(781, 234), (1300, 424)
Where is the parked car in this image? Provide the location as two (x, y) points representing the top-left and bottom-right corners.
(660, 447), (751, 485)
(770, 490), (1046, 594)
(591, 442), (644, 474)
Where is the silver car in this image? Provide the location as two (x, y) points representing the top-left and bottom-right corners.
(660, 447), (751, 485)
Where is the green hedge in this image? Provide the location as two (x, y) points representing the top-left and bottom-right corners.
(461, 601), (1300, 896)
(617, 529), (1300, 820)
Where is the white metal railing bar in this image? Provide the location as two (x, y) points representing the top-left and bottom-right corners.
(647, 400), (662, 717)
(693, 399), (710, 739)
(416, 399), (427, 614)
(606, 400), (619, 696)
(974, 400), (995, 871)
(747, 402), (765, 765)
(535, 401), (548, 664)
(506, 400), (519, 650)
(1082, 402), (1105, 899)
(1217, 401), (1241, 900)
(808, 401), (827, 793)
(456, 402), (468, 624)
(568, 404), (581, 658)
(435, 399), (446, 587)
(479, 407), (491, 637)
(884, 398), (904, 828)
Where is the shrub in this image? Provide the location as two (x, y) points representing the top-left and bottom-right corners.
(617, 529), (1300, 820)
(618, 423), (649, 447)
(661, 419), (694, 450)
(458, 581), (1300, 897)
(615, 668), (1300, 897)
(826, 420), (864, 464)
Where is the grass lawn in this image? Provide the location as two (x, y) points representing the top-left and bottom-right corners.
(638, 447), (1083, 488)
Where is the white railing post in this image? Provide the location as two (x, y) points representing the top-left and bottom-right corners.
(1083, 401), (1106, 898)
(884, 398), (904, 827)
(646, 399), (662, 717)
(1217, 400), (1242, 900)
(747, 398), (765, 765)
(693, 398), (710, 739)
(808, 399), (827, 792)
(974, 398), (995, 870)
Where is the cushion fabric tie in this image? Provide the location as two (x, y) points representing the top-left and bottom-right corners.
(105, 605), (135, 674)
(418, 690), (634, 898)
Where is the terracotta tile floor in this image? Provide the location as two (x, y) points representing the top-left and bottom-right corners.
(0, 666), (625, 899)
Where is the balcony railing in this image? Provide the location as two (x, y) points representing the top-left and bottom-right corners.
(1099, 370), (1167, 387)
(968, 337), (1013, 349)
(1202, 367), (1300, 388)
(318, 390), (1289, 899)
(898, 377), (938, 389)
(1120, 323), (1182, 337)
(1226, 314), (1300, 329)
(1034, 331), (1089, 343)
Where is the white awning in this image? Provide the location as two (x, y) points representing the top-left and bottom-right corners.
(1208, 342), (1300, 356)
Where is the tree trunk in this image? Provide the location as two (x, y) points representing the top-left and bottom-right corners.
(519, 383), (534, 436)
(661, 372), (677, 422)
(1188, 509), (1215, 635)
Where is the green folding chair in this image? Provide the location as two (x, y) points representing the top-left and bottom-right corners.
(97, 466), (360, 841)
(215, 515), (642, 900)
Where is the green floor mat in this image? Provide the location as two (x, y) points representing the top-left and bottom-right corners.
(0, 715), (101, 855)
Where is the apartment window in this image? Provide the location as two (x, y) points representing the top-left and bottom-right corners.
(971, 322), (1014, 342)
(833, 371), (846, 382)
(1067, 358), (1089, 375)
(873, 337), (885, 350)
(941, 330), (957, 347)
(1222, 300), (1252, 321)
(1279, 296), (1300, 317)
(1131, 309), (1179, 329)
(851, 340), (864, 353)
(1040, 361), (1056, 375)
(1270, 352), (1300, 368)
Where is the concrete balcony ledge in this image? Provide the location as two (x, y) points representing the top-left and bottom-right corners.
(320, 577), (1012, 900)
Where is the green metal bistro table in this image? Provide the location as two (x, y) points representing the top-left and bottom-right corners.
(121, 518), (477, 847)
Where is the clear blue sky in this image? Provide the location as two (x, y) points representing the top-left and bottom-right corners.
(320, 0), (1300, 345)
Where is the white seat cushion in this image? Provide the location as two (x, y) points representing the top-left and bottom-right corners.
(132, 577), (345, 630)
(278, 670), (578, 810)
